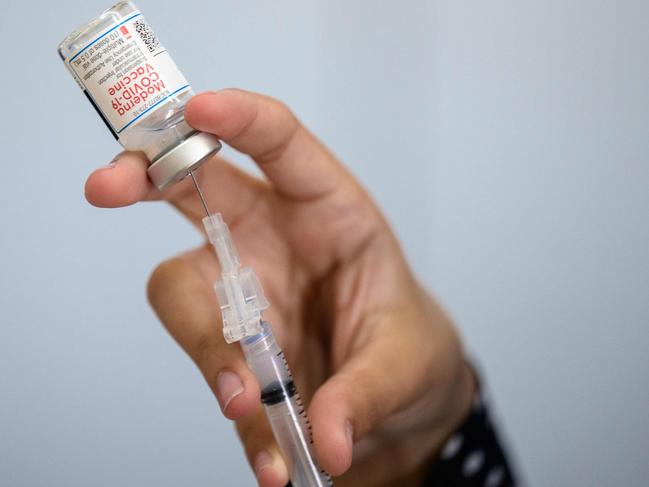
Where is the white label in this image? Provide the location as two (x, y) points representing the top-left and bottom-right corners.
(67, 12), (190, 136)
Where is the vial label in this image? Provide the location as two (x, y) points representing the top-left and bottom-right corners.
(66, 11), (190, 137)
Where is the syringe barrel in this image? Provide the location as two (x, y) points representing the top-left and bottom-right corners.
(240, 323), (333, 487)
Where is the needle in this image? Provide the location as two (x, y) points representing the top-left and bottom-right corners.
(189, 170), (211, 217)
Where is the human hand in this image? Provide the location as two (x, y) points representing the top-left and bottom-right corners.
(84, 89), (475, 487)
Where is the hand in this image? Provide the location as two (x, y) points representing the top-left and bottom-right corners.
(85, 89), (475, 487)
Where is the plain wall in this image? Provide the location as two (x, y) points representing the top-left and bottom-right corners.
(1, 1), (647, 485)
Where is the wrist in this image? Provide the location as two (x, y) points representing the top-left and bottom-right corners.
(373, 361), (478, 487)
(406, 361), (477, 484)
(447, 361), (479, 438)
(420, 369), (517, 486)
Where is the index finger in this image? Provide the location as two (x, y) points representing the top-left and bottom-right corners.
(185, 89), (351, 201)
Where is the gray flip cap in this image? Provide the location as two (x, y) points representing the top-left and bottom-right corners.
(147, 132), (222, 190)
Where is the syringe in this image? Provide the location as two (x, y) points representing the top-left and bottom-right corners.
(190, 173), (333, 487)
(241, 324), (333, 487)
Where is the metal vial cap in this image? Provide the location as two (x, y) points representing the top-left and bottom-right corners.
(147, 132), (222, 190)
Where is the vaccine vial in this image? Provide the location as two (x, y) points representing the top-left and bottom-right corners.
(58, 1), (221, 190)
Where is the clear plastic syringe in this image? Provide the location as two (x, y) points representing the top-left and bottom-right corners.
(193, 175), (333, 487)
(241, 324), (332, 487)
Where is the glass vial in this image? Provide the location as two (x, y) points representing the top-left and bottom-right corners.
(58, 1), (221, 190)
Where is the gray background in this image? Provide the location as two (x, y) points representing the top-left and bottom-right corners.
(1, 1), (648, 485)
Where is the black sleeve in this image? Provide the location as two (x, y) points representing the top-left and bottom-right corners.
(422, 380), (517, 487)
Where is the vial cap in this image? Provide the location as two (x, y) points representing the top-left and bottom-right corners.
(147, 132), (222, 190)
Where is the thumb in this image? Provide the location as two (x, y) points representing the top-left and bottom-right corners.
(307, 319), (435, 476)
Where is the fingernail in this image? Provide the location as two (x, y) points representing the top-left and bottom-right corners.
(253, 449), (273, 477)
(107, 150), (128, 167)
(345, 420), (354, 450)
(215, 370), (244, 414)
(105, 158), (119, 169)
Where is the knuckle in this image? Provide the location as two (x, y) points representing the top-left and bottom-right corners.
(350, 385), (383, 434)
(236, 417), (257, 448)
(146, 258), (182, 307)
(272, 97), (296, 120)
(193, 333), (221, 374)
(236, 414), (275, 462)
